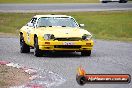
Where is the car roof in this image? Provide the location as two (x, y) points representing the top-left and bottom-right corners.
(34, 15), (72, 18)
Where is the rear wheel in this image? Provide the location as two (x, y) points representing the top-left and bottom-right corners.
(20, 34), (30, 53)
(81, 50), (91, 56)
(34, 37), (43, 57)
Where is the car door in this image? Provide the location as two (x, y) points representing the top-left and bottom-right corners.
(26, 18), (37, 46)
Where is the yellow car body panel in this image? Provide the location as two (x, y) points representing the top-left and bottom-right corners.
(38, 39), (94, 51)
(20, 15), (94, 52)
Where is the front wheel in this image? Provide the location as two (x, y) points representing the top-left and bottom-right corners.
(34, 37), (43, 57)
(81, 50), (91, 56)
(20, 34), (30, 53)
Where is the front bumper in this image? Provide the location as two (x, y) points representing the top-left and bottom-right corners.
(38, 40), (94, 51)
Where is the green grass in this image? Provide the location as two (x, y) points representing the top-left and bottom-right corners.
(0, 11), (132, 41)
(0, 0), (99, 3)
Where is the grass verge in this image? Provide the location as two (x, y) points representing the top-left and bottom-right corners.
(0, 0), (99, 3)
(0, 11), (132, 41)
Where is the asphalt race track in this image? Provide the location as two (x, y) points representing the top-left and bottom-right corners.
(0, 37), (132, 88)
(0, 3), (132, 12)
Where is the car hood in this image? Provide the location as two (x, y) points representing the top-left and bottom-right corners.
(37, 27), (91, 38)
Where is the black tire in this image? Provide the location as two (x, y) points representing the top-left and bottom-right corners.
(20, 34), (30, 53)
(76, 75), (87, 85)
(34, 37), (43, 57)
(102, 1), (107, 3)
(81, 50), (91, 56)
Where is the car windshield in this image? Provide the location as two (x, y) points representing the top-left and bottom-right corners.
(38, 17), (78, 27)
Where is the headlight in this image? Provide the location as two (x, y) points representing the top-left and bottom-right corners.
(82, 34), (92, 40)
(43, 34), (55, 40)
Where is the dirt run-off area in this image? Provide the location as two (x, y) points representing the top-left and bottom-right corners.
(0, 64), (30, 88)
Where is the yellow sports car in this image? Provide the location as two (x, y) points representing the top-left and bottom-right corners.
(20, 15), (94, 57)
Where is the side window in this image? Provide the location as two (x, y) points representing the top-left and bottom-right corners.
(31, 18), (37, 24)
(27, 18), (37, 27)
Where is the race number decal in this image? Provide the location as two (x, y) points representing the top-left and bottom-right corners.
(27, 30), (30, 43)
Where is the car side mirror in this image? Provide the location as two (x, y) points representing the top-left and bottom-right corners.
(27, 23), (34, 27)
(79, 24), (85, 27)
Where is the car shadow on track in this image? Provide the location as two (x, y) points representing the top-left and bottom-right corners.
(28, 51), (86, 58)
(45, 52), (82, 58)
